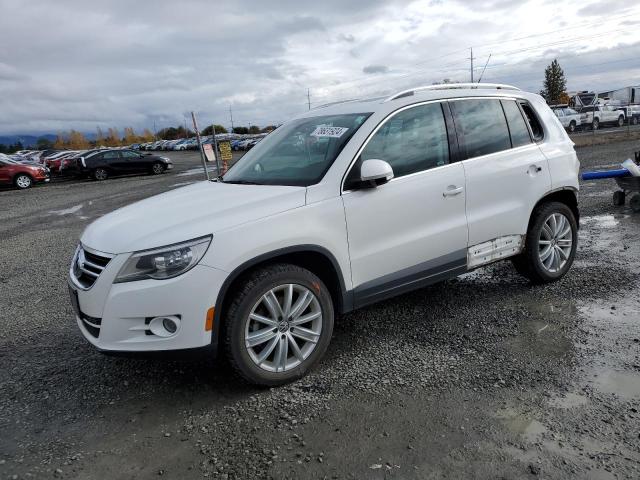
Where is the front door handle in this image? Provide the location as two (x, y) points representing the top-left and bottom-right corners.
(443, 185), (464, 197)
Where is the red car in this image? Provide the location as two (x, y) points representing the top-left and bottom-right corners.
(0, 156), (50, 189)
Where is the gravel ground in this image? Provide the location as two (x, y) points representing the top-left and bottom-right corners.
(1, 144), (639, 479)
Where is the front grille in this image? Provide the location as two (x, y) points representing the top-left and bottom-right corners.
(72, 246), (112, 289)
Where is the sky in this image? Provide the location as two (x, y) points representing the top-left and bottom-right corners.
(1, 0), (639, 135)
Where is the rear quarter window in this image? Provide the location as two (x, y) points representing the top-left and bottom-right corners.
(450, 99), (511, 159)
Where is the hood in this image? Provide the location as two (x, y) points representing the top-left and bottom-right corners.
(81, 181), (306, 253)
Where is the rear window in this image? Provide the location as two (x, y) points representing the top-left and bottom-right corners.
(501, 100), (532, 148)
(450, 99), (511, 159)
(519, 102), (544, 142)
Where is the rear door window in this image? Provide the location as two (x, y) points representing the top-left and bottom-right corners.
(501, 100), (532, 148)
(450, 99), (511, 159)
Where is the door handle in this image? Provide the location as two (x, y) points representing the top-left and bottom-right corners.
(443, 186), (464, 197)
(527, 164), (543, 174)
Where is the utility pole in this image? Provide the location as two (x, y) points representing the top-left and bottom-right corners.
(229, 105), (234, 133)
(307, 88), (311, 110)
(470, 47), (474, 83)
(153, 120), (157, 140)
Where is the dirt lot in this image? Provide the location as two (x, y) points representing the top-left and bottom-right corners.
(1, 144), (639, 480)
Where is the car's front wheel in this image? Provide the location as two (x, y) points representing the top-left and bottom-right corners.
(151, 162), (165, 175)
(568, 121), (576, 133)
(512, 202), (578, 284)
(14, 174), (33, 189)
(223, 264), (334, 386)
(618, 116), (625, 127)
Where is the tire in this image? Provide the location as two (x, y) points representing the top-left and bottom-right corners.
(618, 116), (624, 127)
(613, 190), (626, 206)
(568, 121), (576, 133)
(151, 162), (165, 175)
(93, 168), (108, 181)
(633, 117), (638, 125)
(631, 195), (640, 213)
(592, 118), (599, 130)
(14, 174), (33, 189)
(511, 202), (578, 284)
(223, 263), (334, 386)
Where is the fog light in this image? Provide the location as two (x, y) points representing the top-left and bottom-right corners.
(149, 316), (181, 337)
(163, 317), (177, 334)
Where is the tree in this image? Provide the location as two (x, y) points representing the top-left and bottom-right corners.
(261, 125), (277, 133)
(67, 130), (89, 149)
(248, 125), (261, 135)
(202, 124), (227, 135)
(232, 126), (249, 134)
(123, 127), (138, 145)
(96, 127), (105, 147)
(142, 129), (155, 142)
(540, 59), (567, 105)
(54, 134), (66, 149)
(36, 137), (53, 150)
(105, 128), (121, 147)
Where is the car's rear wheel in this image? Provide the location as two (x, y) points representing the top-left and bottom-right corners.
(93, 168), (108, 181)
(151, 162), (165, 175)
(512, 202), (578, 284)
(592, 118), (599, 130)
(14, 174), (33, 189)
(223, 264), (334, 386)
(632, 117), (638, 125)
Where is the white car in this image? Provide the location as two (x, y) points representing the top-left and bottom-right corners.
(68, 83), (580, 385)
(552, 106), (583, 132)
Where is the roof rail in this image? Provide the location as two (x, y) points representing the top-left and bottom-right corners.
(384, 83), (521, 102)
(312, 98), (363, 110)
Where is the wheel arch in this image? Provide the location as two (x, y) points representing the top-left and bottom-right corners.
(13, 171), (33, 186)
(529, 188), (579, 231)
(213, 245), (353, 343)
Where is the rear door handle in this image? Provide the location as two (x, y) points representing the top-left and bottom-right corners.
(443, 186), (464, 197)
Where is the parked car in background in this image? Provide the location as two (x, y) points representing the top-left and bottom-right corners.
(75, 149), (173, 180)
(582, 105), (626, 130)
(0, 154), (50, 189)
(68, 83), (580, 385)
(552, 106), (584, 132)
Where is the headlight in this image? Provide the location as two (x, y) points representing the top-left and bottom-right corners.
(114, 235), (212, 283)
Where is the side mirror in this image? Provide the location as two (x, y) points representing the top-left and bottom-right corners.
(360, 159), (394, 187)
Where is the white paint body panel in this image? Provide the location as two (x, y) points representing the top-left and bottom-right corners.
(343, 164), (468, 288)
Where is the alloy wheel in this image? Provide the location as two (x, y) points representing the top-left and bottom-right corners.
(152, 163), (164, 174)
(538, 213), (573, 273)
(244, 283), (322, 373)
(94, 169), (108, 180)
(15, 175), (32, 189)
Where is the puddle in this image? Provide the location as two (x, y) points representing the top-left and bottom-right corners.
(496, 408), (547, 441)
(589, 369), (640, 400)
(548, 392), (589, 409)
(580, 215), (620, 229)
(48, 204), (83, 215)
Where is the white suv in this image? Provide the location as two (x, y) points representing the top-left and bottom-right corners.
(68, 84), (580, 385)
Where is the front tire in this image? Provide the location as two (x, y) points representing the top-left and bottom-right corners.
(151, 162), (165, 175)
(512, 202), (578, 284)
(223, 264), (334, 386)
(568, 121), (576, 133)
(14, 174), (33, 189)
(592, 118), (599, 130)
(618, 116), (625, 127)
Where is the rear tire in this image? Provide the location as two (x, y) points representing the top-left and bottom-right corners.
(512, 202), (578, 284)
(93, 168), (108, 181)
(631, 195), (640, 213)
(592, 118), (599, 130)
(14, 174), (33, 189)
(223, 264), (334, 386)
(613, 190), (626, 206)
(632, 117), (638, 125)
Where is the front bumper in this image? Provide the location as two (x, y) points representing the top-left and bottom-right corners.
(69, 246), (227, 352)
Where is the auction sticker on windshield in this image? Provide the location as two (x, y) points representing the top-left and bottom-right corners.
(310, 126), (349, 138)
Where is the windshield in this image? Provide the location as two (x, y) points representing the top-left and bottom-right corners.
(222, 112), (372, 186)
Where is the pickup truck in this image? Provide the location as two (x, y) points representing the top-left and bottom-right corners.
(552, 107), (584, 132)
(581, 105), (626, 130)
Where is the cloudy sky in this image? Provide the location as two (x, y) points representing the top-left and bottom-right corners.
(1, 0), (639, 135)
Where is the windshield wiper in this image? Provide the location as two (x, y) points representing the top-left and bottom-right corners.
(222, 180), (263, 185)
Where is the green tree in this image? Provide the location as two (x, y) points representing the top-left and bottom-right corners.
(540, 59), (567, 105)
(248, 125), (261, 134)
(261, 125), (277, 133)
(202, 124), (227, 135)
(36, 137), (53, 149)
(232, 126), (249, 134)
